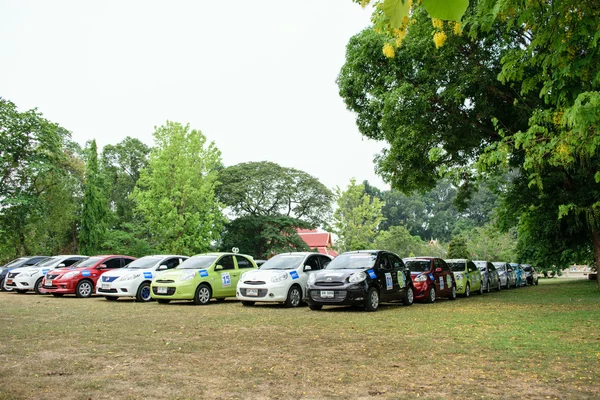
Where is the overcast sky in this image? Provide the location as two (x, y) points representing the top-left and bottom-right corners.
(0, 0), (389, 190)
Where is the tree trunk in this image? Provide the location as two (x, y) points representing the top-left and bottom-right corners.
(593, 230), (600, 285)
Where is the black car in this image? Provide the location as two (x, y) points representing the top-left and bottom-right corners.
(306, 250), (414, 312)
(0, 256), (50, 292)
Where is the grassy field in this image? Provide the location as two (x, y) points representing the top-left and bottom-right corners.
(0, 279), (599, 400)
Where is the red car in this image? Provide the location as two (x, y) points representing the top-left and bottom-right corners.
(42, 255), (136, 298)
(402, 257), (457, 303)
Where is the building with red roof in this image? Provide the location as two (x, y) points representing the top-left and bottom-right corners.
(297, 229), (338, 257)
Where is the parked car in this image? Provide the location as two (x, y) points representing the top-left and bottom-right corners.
(5, 255), (88, 294)
(306, 250), (414, 312)
(474, 261), (502, 292)
(97, 255), (188, 302)
(444, 259), (483, 297)
(404, 257), (457, 302)
(521, 264), (539, 285)
(510, 263), (527, 287)
(237, 252), (333, 307)
(150, 252), (258, 305)
(42, 255), (136, 298)
(492, 262), (517, 289)
(0, 256), (50, 292)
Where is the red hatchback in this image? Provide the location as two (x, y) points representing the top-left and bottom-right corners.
(42, 255), (136, 298)
(403, 257), (457, 303)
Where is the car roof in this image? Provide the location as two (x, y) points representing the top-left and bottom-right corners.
(445, 258), (468, 262)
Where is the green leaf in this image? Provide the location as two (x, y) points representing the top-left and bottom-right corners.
(422, 0), (468, 22)
(383, 0), (410, 29)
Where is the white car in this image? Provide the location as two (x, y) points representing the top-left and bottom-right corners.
(96, 255), (188, 302)
(236, 252), (333, 307)
(6, 255), (87, 294)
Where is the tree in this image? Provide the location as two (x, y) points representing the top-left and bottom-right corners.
(79, 140), (108, 255)
(447, 236), (468, 259)
(372, 225), (427, 257)
(332, 179), (384, 252)
(131, 121), (224, 254)
(465, 223), (516, 261)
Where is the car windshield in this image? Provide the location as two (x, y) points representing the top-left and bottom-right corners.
(260, 255), (304, 270)
(177, 256), (218, 270)
(72, 257), (103, 268)
(492, 263), (505, 271)
(405, 260), (431, 273)
(474, 261), (487, 271)
(36, 257), (62, 267)
(522, 266), (532, 272)
(126, 256), (162, 269)
(325, 253), (376, 270)
(446, 262), (465, 272)
(4, 258), (28, 268)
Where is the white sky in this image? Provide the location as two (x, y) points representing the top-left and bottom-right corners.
(0, 0), (389, 191)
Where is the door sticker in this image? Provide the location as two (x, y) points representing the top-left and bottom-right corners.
(440, 276), (444, 290)
(289, 271), (299, 280)
(385, 273), (393, 290)
(397, 271), (406, 288)
(198, 269), (209, 277)
(446, 274), (452, 288)
(367, 269), (377, 279)
(222, 272), (231, 287)
(144, 272), (153, 279)
(82, 270), (91, 277)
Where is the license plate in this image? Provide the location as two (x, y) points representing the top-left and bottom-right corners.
(6, 279), (13, 285)
(246, 288), (258, 297)
(320, 290), (334, 298)
(101, 283), (110, 290)
(157, 287), (168, 294)
(46, 279), (52, 286)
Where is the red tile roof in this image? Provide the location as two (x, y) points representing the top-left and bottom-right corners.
(297, 229), (338, 257)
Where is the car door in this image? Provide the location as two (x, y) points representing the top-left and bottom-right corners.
(433, 259), (446, 295)
(299, 255), (321, 297)
(377, 254), (398, 301)
(387, 253), (406, 300)
(213, 255), (236, 297)
(488, 262), (499, 289)
(467, 262), (479, 291)
(440, 259), (454, 295)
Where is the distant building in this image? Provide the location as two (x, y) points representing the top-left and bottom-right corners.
(297, 229), (338, 257)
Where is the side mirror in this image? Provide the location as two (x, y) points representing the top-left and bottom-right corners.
(435, 268), (442, 273)
(157, 265), (168, 271)
(58, 263), (65, 268)
(98, 264), (107, 269)
(303, 265), (312, 271)
(215, 265), (223, 271)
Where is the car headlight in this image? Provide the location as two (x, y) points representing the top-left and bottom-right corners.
(118, 273), (141, 281)
(271, 272), (288, 283)
(179, 270), (196, 281)
(454, 273), (463, 280)
(415, 274), (428, 282)
(63, 271), (80, 279)
(348, 271), (366, 283)
(241, 272), (248, 281)
(308, 273), (316, 285)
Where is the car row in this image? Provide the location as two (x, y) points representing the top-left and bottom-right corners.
(0, 252), (540, 312)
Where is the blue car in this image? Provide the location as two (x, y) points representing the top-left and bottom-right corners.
(510, 263), (528, 287)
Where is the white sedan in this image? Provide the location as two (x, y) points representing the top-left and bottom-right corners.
(236, 252), (333, 307)
(6, 255), (87, 294)
(96, 255), (187, 302)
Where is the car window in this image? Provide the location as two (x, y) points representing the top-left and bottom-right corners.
(440, 260), (450, 271)
(304, 256), (319, 271)
(235, 256), (254, 269)
(488, 263), (496, 271)
(387, 253), (404, 270)
(218, 255), (235, 270)
(64, 257), (85, 267)
(467, 262), (477, 272)
(317, 255), (332, 269)
(378, 255), (393, 270)
(405, 260), (430, 272)
(163, 257), (181, 269)
(100, 258), (122, 269)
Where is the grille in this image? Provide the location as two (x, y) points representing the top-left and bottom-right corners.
(314, 281), (344, 287)
(8, 272), (20, 278)
(243, 281), (266, 285)
(97, 288), (118, 293)
(155, 279), (175, 284)
(310, 290), (347, 302)
(46, 274), (59, 280)
(102, 276), (118, 283)
(239, 288), (268, 297)
(43, 284), (58, 289)
(152, 287), (176, 295)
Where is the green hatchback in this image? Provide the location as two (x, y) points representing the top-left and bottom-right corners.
(444, 259), (483, 297)
(150, 252), (258, 305)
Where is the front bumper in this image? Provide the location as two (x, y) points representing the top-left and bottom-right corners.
(306, 282), (368, 306)
(237, 281), (291, 302)
(412, 281), (432, 300)
(454, 278), (467, 294)
(10, 275), (37, 290)
(42, 278), (77, 294)
(96, 279), (141, 297)
(150, 281), (196, 300)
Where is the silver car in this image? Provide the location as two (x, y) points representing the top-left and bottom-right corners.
(474, 261), (502, 292)
(492, 262), (516, 289)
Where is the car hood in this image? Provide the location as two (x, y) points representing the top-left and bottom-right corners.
(313, 269), (365, 281)
(101, 268), (154, 278)
(156, 269), (196, 279)
(242, 269), (297, 280)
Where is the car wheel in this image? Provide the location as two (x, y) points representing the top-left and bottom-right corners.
(449, 285), (457, 300)
(136, 282), (152, 302)
(52, 293), (64, 297)
(157, 299), (171, 304)
(241, 301), (255, 306)
(486, 280), (492, 293)
(309, 304), (323, 311)
(364, 287), (379, 311)
(2, 279), (14, 292)
(465, 283), (470, 297)
(34, 278), (45, 294)
(497, 280), (502, 291)
(105, 296), (118, 301)
(193, 283), (212, 305)
(535, 278), (539, 285)
(402, 286), (414, 306)
(16, 289), (27, 294)
(426, 286), (436, 303)
(284, 285), (302, 308)
(479, 281), (484, 295)
(75, 280), (93, 298)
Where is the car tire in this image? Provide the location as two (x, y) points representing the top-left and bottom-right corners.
(52, 293), (64, 297)
(402, 286), (414, 306)
(34, 277), (45, 294)
(486, 280), (492, 293)
(16, 289), (27, 294)
(479, 282), (484, 295)
(464, 283), (470, 297)
(284, 285), (302, 308)
(426, 286), (436, 303)
(75, 280), (94, 298)
(157, 299), (170, 304)
(193, 283), (212, 305)
(364, 287), (379, 312)
(105, 296), (118, 301)
(2, 278), (14, 292)
(535, 278), (539, 285)
(309, 304), (323, 311)
(449, 285), (457, 300)
(136, 282), (152, 302)
(241, 301), (255, 306)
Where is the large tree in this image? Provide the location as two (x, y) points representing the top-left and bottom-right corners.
(131, 121), (224, 254)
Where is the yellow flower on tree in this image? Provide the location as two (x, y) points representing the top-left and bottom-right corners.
(433, 31), (447, 48)
(383, 42), (395, 58)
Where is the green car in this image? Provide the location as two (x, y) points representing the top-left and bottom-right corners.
(150, 252), (258, 305)
(444, 259), (483, 297)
